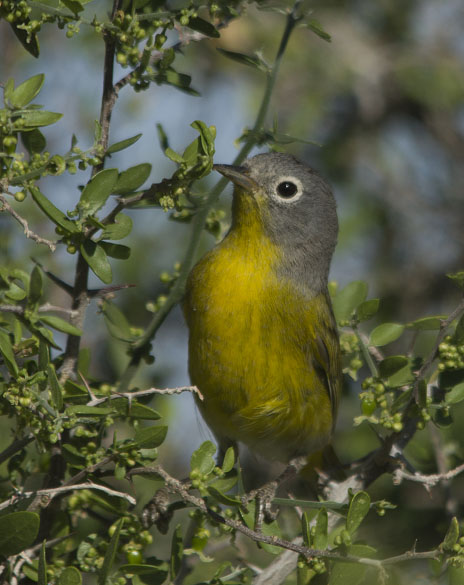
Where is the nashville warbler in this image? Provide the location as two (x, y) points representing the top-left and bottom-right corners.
(184, 152), (341, 465)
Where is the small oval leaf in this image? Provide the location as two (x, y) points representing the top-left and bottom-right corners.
(114, 163), (152, 195)
(81, 241), (112, 284)
(445, 383), (464, 405)
(39, 315), (82, 336)
(9, 73), (44, 108)
(346, 491), (371, 535)
(0, 512), (40, 556)
(59, 567), (82, 585)
(379, 355), (408, 378)
(107, 133), (142, 155)
(313, 507), (328, 550)
(370, 323), (404, 347)
(407, 316), (447, 331)
(333, 281), (368, 323)
(190, 441), (216, 476)
(357, 299), (380, 322)
(78, 168), (118, 217)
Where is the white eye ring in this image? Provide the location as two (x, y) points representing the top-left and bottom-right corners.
(272, 176), (304, 202)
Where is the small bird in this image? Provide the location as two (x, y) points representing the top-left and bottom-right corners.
(183, 152), (341, 467)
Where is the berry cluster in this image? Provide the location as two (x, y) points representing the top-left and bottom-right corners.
(438, 335), (464, 371)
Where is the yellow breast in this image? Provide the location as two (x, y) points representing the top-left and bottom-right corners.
(183, 227), (333, 462)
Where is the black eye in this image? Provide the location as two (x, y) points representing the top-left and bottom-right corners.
(276, 181), (298, 198)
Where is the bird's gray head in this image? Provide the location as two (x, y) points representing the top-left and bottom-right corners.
(214, 152), (338, 293)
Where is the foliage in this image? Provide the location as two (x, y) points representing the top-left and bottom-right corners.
(0, 1), (464, 584)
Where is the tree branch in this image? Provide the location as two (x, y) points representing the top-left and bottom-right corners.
(0, 194), (56, 250)
(86, 384), (203, 406)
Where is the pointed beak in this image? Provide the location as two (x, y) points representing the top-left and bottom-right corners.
(213, 164), (259, 192)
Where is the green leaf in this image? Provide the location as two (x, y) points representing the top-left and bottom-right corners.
(222, 446), (235, 473)
(329, 544), (376, 585)
(453, 314), (464, 344)
(379, 356), (408, 378)
(346, 491), (371, 535)
(445, 383), (464, 405)
(122, 425), (168, 450)
(61, 0), (84, 15)
(157, 123), (169, 151)
(187, 16), (219, 38)
(208, 471), (238, 495)
(191, 441), (216, 476)
(356, 299), (380, 322)
(30, 186), (78, 233)
(164, 69), (199, 95)
(47, 363), (63, 411)
(442, 516), (459, 550)
(217, 48), (268, 72)
(38, 540), (47, 585)
(301, 511), (311, 546)
(0, 330), (19, 376)
(100, 213), (133, 241)
(407, 316), (447, 330)
(119, 562), (168, 582)
(19, 110), (62, 128)
(114, 163), (152, 195)
(62, 443), (86, 465)
(170, 525), (183, 580)
(111, 398), (161, 420)
(333, 281), (368, 323)
(0, 512), (40, 556)
(81, 241), (112, 284)
(370, 323), (404, 346)
(107, 133), (142, 155)
(165, 147), (184, 164)
(58, 567), (82, 585)
(101, 300), (133, 342)
(29, 265), (43, 305)
(313, 508), (328, 550)
(38, 339), (49, 369)
(78, 168), (119, 217)
(67, 405), (115, 416)
(9, 74), (44, 108)
(99, 241), (131, 260)
(21, 128), (46, 154)
(40, 315), (82, 336)
(207, 486), (241, 506)
(98, 517), (123, 585)
(387, 362), (415, 388)
(191, 120), (216, 155)
(306, 18), (331, 42)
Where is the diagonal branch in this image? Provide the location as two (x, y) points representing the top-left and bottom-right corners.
(0, 194), (56, 250)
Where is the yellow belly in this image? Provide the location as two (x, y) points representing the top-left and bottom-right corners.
(183, 231), (333, 462)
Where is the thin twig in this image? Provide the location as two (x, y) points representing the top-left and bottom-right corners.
(86, 385), (203, 406)
(0, 303), (78, 317)
(0, 481), (135, 512)
(63, 455), (114, 487)
(131, 464), (441, 571)
(392, 461), (464, 488)
(0, 194), (56, 250)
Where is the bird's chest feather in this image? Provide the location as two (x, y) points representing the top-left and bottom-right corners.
(185, 232), (318, 397)
(184, 232), (332, 459)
